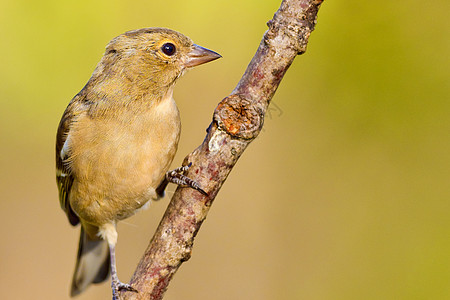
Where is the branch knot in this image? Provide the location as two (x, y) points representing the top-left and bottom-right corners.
(214, 95), (264, 140)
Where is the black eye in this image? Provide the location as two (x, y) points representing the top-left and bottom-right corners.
(161, 43), (176, 56)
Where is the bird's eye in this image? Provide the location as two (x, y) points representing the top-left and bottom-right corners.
(161, 43), (176, 56)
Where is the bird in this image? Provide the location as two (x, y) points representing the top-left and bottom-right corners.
(55, 27), (221, 299)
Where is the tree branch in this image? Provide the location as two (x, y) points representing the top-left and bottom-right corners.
(122, 0), (324, 298)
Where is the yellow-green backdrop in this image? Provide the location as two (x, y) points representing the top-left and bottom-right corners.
(0, 0), (449, 299)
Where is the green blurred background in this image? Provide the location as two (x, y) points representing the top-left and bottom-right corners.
(1, 0), (449, 299)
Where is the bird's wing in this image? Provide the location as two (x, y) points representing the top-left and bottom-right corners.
(56, 92), (86, 226)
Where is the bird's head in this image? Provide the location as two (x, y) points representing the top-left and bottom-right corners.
(92, 28), (221, 97)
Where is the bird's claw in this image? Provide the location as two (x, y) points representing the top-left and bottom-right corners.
(118, 283), (137, 293)
(166, 163), (208, 196)
(112, 281), (137, 300)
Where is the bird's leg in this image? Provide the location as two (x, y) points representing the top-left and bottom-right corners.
(108, 243), (137, 300)
(155, 177), (169, 199)
(166, 162), (208, 196)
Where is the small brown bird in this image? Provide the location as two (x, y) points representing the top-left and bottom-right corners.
(56, 28), (220, 298)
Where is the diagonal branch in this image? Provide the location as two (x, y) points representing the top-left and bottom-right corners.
(122, 0), (324, 299)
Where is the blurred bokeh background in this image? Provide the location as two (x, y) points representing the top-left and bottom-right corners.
(1, 0), (449, 299)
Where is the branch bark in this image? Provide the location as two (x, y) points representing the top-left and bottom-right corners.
(122, 0), (324, 299)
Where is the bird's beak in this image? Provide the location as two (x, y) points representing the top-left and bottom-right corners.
(185, 44), (222, 68)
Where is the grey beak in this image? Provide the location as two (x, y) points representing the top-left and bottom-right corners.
(185, 44), (222, 68)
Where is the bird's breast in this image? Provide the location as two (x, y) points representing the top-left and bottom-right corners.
(68, 95), (181, 224)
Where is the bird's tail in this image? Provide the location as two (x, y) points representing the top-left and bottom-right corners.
(70, 226), (110, 297)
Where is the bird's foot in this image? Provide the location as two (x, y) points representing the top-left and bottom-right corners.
(111, 279), (137, 300)
(166, 163), (208, 196)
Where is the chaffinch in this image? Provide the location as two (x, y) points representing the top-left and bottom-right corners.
(56, 27), (220, 298)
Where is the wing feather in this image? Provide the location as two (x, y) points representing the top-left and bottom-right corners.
(56, 90), (87, 226)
